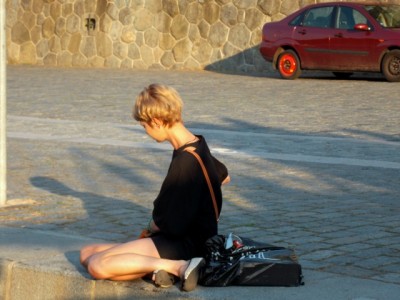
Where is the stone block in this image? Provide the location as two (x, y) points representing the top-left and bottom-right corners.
(119, 7), (134, 25)
(245, 8), (264, 31)
(74, 0), (85, 17)
(21, 0), (32, 11)
(113, 42), (129, 59)
(60, 32), (71, 50)
(121, 26), (136, 43)
(21, 11), (36, 30)
(228, 23), (250, 49)
(105, 55), (122, 68)
(128, 43), (141, 60)
(140, 44), (155, 66)
(106, 3), (119, 20)
(100, 13), (113, 33)
(11, 21), (30, 45)
(145, 0), (163, 14)
(163, 0), (179, 17)
(7, 262), (93, 300)
(209, 21), (228, 48)
(32, 0), (44, 14)
(57, 50), (73, 67)
(160, 51), (174, 68)
(43, 52), (57, 65)
(184, 57), (201, 69)
(80, 36), (97, 58)
(68, 33), (82, 53)
(257, 0), (280, 16)
(132, 59), (148, 69)
(42, 17), (55, 38)
(6, 6), (18, 28)
(121, 58), (133, 68)
(31, 26), (42, 45)
(95, 31), (113, 58)
(66, 14), (80, 34)
(85, 0), (97, 13)
(204, 2), (220, 25)
(171, 15), (189, 40)
(96, 0), (108, 16)
(192, 38), (212, 64)
(134, 8), (154, 31)
(109, 21), (123, 41)
(221, 3), (238, 26)
(55, 17), (66, 36)
(72, 53), (88, 67)
(7, 43), (20, 64)
(172, 39), (191, 63)
(155, 11), (172, 33)
(36, 39), (49, 58)
(186, 2), (203, 24)
(281, 0), (300, 16)
(188, 24), (201, 42)
(144, 27), (160, 48)
(233, 0), (257, 9)
(20, 41), (37, 64)
(159, 33), (175, 50)
(88, 56), (105, 67)
(62, 3), (73, 18)
(50, 1), (62, 21)
(49, 36), (61, 52)
(198, 20), (210, 39)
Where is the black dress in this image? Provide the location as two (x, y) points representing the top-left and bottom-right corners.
(150, 135), (228, 260)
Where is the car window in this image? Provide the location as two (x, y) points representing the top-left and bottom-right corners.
(302, 6), (334, 28)
(336, 6), (368, 29)
(364, 5), (400, 28)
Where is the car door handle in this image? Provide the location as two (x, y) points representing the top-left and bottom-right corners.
(334, 33), (343, 38)
(298, 29), (307, 35)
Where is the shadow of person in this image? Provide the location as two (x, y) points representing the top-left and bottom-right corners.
(29, 176), (149, 242)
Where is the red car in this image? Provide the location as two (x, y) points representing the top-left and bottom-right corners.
(259, 2), (400, 81)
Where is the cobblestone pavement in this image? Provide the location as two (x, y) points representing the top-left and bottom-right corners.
(2, 66), (400, 285)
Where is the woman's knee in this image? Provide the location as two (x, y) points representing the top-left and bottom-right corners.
(87, 256), (110, 280)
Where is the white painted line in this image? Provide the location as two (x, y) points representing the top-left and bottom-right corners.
(8, 132), (400, 170)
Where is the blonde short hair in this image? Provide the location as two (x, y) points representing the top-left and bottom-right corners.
(133, 84), (183, 127)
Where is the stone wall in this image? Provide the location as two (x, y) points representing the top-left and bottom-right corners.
(5, 0), (393, 72)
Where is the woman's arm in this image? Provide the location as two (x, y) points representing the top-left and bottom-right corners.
(221, 175), (231, 185)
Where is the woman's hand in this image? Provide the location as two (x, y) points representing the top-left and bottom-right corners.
(148, 219), (160, 233)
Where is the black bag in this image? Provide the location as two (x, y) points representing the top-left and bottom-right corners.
(199, 233), (304, 287)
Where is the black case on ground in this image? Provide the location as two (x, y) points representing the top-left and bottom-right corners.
(199, 234), (304, 287)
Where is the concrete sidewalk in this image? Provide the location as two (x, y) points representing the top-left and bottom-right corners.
(1, 227), (399, 300)
(1, 66), (400, 299)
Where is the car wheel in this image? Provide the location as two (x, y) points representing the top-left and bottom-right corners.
(333, 72), (353, 79)
(382, 50), (400, 82)
(277, 50), (301, 80)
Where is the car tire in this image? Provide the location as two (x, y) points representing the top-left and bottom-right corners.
(277, 50), (302, 80)
(382, 50), (400, 82)
(333, 72), (353, 79)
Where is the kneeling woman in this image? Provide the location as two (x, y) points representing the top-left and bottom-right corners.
(80, 83), (230, 292)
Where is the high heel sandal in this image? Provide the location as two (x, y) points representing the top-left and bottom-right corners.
(153, 270), (175, 288)
(181, 257), (205, 292)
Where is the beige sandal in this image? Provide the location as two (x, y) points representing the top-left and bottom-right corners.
(153, 270), (175, 288)
(181, 257), (205, 292)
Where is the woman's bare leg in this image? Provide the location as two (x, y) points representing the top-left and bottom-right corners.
(80, 243), (119, 267)
(85, 238), (189, 281)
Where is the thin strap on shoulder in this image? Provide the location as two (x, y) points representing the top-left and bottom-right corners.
(184, 148), (219, 222)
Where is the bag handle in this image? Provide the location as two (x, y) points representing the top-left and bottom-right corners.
(184, 147), (219, 222)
